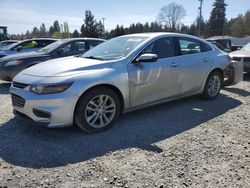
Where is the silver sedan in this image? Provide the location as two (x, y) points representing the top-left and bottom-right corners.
(10, 33), (238, 133)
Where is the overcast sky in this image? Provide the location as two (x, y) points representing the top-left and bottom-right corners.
(0, 0), (249, 34)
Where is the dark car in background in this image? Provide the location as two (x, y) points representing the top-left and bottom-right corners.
(209, 41), (231, 53)
(0, 40), (18, 50)
(0, 38), (57, 58)
(0, 38), (105, 81)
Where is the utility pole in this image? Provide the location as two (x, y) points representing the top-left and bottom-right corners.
(198, 0), (203, 36)
(101, 17), (106, 34)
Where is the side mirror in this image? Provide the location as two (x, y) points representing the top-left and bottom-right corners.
(136, 53), (158, 63)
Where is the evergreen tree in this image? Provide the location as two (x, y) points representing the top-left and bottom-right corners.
(72, 29), (80, 38)
(49, 26), (55, 36)
(244, 11), (250, 36)
(39, 23), (47, 37)
(31, 27), (39, 38)
(208, 0), (227, 36)
(53, 20), (61, 32)
(80, 10), (100, 37)
(25, 30), (31, 38)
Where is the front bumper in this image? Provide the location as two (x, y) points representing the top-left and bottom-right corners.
(10, 84), (79, 128)
(224, 60), (244, 86)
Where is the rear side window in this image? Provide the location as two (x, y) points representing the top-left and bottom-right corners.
(142, 37), (176, 59)
(59, 41), (87, 53)
(74, 41), (87, 52)
(200, 42), (212, 52)
(178, 38), (201, 55)
(36, 40), (55, 48)
(89, 40), (104, 49)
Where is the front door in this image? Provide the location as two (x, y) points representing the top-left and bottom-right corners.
(128, 37), (180, 107)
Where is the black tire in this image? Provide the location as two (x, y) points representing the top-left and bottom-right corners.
(203, 71), (222, 100)
(74, 87), (121, 133)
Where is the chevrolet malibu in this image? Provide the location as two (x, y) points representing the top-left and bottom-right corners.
(11, 33), (235, 133)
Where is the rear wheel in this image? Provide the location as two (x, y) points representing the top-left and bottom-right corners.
(74, 87), (121, 133)
(203, 71), (222, 100)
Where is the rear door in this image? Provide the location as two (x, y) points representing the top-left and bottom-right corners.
(177, 37), (213, 95)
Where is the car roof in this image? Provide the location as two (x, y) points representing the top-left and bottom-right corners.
(59, 38), (106, 42)
(119, 32), (207, 41)
(21, 38), (57, 42)
(0, 40), (19, 43)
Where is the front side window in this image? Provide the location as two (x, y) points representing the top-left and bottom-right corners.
(60, 43), (75, 53)
(38, 40), (64, 53)
(141, 37), (176, 59)
(19, 40), (38, 49)
(178, 38), (201, 55)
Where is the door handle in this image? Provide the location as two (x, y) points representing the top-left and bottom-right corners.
(203, 58), (209, 62)
(171, 62), (179, 67)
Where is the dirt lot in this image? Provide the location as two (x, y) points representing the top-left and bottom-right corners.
(0, 75), (249, 188)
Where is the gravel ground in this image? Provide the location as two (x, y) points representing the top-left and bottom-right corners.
(0, 75), (249, 188)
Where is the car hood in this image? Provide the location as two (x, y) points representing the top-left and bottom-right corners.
(18, 56), (114, 78)
(230, 50), (250, 57)
(0, 50), (9, 56)
(0, 51), (47, 62)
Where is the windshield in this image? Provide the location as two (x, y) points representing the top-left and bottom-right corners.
(241, 43), (250, 51)
(82, 36), (148, 60)
(38, 40), (64, 53)
(1, 43), (17, 50)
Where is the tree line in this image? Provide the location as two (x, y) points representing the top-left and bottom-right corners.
(10, 0), (250, 40)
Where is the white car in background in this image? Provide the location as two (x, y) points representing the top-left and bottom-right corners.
(229, 43), (250, 73)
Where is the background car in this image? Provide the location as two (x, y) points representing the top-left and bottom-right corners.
(0, 38), (105, 81)
(209, 41), (231, 53)
(229, 43), (250, 73)
(0, 38), (57, 58)
(0, 40), (18, 50)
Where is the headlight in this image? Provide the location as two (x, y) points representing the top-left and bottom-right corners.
(29, 82), (73, 94)
(3, 60), (23, 67)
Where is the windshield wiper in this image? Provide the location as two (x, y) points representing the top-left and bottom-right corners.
(83, 56), (104, 60)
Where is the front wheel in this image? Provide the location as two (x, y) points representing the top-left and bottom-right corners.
(203, 71), (222, 100)
(74, 87), (121, 133)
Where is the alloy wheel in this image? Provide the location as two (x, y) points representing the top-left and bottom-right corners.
(85, 94), (116, 128)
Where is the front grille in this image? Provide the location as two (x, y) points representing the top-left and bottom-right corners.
(243, 57), (250, 62)
(232, 57), (242, 61)
(13, 82), (29, 89)
(11, 94), (25, 108)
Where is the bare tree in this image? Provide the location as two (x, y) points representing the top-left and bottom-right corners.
(157, 3), (186, 32)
